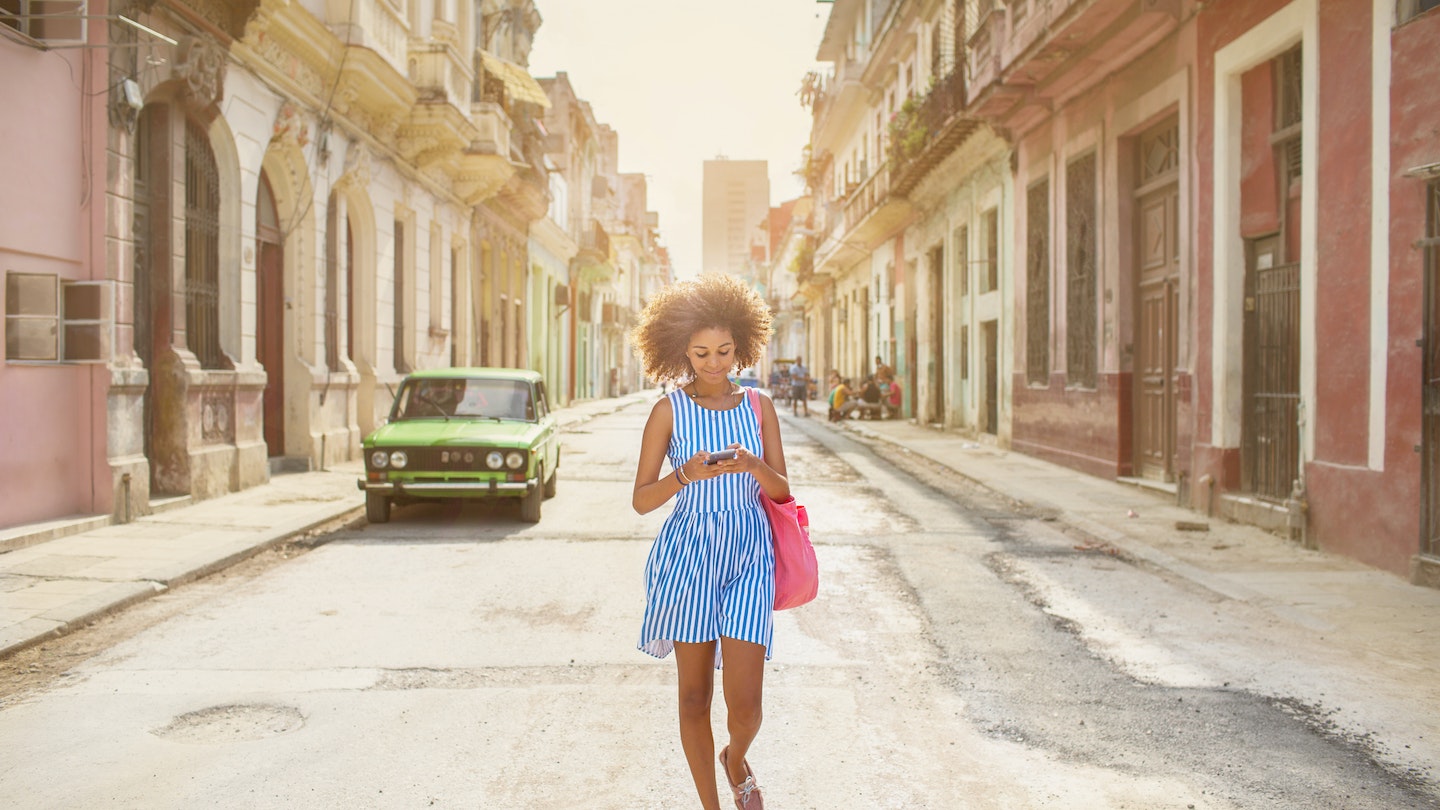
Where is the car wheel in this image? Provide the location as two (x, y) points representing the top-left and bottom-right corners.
(543, 463), (557, 499)
(520, 483), (542, 523)
(366, 491), (391, 524)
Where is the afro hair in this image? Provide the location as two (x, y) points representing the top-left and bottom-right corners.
(630, 273), (774, 384)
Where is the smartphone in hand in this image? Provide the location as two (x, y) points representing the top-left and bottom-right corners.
(703, 449), (739, 465)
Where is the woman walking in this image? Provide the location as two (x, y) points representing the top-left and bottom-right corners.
(631, 273), (790, 809)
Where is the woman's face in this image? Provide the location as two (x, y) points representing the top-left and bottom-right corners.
(686, 327), (736, 385)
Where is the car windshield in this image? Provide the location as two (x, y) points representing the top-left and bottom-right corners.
(394, 378), (535, 421)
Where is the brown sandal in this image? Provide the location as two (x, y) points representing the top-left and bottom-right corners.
(718, 745), (764, 809)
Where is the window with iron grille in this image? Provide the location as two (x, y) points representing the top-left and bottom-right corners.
(961, 326), (969, 380)
(345, 219), (356, 364)
(325, 198), (340, 371)
(1274, 45), (1303, 180)
(393, 219), (407, 373)
(184, 118), (222, 369)
(1026, 179), (1051, 385)
(931, 19), (943, 77)
(982, 207), (998, 293)
(954, 225), (969, 297)
(1066, 153), (1098, 388)
(952, 0), (967, 62)
(1273, 45), (1303, 263)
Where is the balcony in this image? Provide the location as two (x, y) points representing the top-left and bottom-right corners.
(966, 0), (1179, 127)
(411, 38), (473, 111)
(584, 221), (611, 257)
(966, 5), (1006, 107)
(810, 58), (867, 153)
(811, 167), (912, 280)
(469, 101), (512, 157)
(843, 168), (893, 235)
(325, 0), (413, 119)
(489, 113), (552, 222)
(889, 68), (982, 197)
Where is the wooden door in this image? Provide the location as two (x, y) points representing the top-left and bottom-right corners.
(257, 173), (285, 458)
(983, 320), (998, 435)
(929, 245), (946, 423)
(1133, 119), (1180, 481)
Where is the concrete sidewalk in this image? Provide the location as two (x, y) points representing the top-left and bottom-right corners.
(0, 390), (657, 659)
(800, 405), (1440, 683)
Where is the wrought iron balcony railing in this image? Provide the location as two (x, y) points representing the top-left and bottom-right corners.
(889, 67), (975, 197)
(841, 166), (894, 235)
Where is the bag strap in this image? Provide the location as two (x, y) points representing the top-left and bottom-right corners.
(747, 388), (764, 443)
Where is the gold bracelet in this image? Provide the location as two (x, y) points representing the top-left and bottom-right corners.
(675, 466), (692, 486)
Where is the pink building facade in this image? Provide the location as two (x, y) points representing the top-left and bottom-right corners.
(1189, 0), (1440, 580)
(0, 15), (113, 527)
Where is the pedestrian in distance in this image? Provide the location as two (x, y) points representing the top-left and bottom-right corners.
(629, 272), (791, 810)
(788, 356), (810, 417)
(873, 354), (894, 383)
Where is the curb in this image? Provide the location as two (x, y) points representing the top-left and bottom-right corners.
(0, 504), (368, 661)
(829, 417), (1291, 613)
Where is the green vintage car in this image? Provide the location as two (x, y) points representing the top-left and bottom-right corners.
(358, 368), (560, 524)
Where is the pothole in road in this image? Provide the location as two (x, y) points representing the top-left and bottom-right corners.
(151, 703), (305, 744)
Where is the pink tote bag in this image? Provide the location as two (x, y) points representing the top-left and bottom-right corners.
(748, 390), (819, 610)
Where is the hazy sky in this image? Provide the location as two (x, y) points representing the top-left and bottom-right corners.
(527, 0), (830, 278)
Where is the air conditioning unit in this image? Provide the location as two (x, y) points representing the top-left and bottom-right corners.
(602, 302), (620, 325)
(553, 284), (570, 307)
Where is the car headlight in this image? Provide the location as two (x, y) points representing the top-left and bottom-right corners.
(505, 450), (526, 470)
(390, 451), (408, 469)
(370, 450), (389, 468)
(486, 450), (504, 469)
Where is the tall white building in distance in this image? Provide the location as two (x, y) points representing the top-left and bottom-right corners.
(702, 158), (770, 278)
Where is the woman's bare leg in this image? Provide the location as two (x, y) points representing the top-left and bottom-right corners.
(674, 641), (723, 809)
(719, 637), (766, 788)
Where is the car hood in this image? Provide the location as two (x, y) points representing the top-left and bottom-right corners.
(365, 419), (546, 447)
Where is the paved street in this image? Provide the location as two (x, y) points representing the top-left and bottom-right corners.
(1, 395), (1438, 808)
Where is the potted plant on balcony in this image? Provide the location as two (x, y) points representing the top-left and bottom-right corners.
(887, 95), (928, 166)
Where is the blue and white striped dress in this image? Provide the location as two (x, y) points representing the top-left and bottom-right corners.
(638, 389), (775, 669)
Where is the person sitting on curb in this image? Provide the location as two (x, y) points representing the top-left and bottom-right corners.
(858, 376), (883, 419)
(828, 377), (853, 422)
(883, 377), (903, 419)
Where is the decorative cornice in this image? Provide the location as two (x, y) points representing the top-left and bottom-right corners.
(335, 145), (373, 192)
(271, 100), (310, 148)
(173, 36), (227, 108)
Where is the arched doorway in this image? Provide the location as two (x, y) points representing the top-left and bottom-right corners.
(257, 171), (285, 457)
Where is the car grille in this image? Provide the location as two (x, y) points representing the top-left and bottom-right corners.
(367, 447), (519, 472)
(409, 447), (493, 471)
